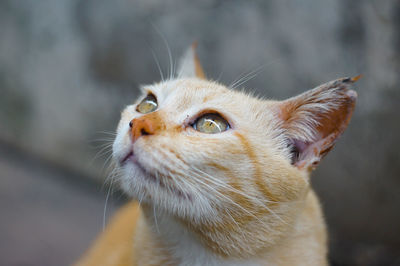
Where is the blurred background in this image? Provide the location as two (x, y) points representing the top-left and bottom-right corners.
(1, 0), (399, 265)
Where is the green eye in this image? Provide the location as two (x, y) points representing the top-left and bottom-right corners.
(194, 113), (229, 134)
(136, 94), (158, 114)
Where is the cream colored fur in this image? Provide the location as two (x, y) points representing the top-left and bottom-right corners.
(76, 45), (357, 266)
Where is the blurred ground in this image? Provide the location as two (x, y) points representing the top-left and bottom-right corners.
(0, 142), (122, 266)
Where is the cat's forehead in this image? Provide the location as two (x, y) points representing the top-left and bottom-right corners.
(146, 78), (228, 103)
(142, 78), (262, 112)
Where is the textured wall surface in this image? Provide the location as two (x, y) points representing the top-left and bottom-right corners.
(1, 0), (399, 265)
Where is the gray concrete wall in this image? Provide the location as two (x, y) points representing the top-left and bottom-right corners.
(1, 0), (399, 264)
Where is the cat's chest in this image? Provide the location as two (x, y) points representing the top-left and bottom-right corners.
(175, 247), (267, 266)
(146, 214), (269, 266)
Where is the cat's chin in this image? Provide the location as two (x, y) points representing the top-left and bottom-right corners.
(120, 157), (194, 207)
(117, 149), (214, 221)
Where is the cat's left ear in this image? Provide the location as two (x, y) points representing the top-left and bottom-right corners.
(277, 76), (360, 172)
(177, 42), (206, 79)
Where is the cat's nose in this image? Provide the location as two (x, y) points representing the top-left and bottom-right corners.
(129, 117), (157, 143)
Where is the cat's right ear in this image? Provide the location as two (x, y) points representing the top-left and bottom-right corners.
(276, 76), (359, 172)
(177, 42), (206, 79)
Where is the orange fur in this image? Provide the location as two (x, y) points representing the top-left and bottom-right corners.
(76, 46), (357, 265)
(191, 42), (206, 79)
(75, 201), (139, 266)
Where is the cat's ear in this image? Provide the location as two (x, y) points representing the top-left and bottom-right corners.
(177, 42), (206, 79)
(277, 76), (360, 171)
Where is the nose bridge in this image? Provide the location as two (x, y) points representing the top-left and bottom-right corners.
(130, 112), (165, 142)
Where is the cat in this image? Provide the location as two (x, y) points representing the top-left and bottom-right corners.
(76, 43), (358, 266)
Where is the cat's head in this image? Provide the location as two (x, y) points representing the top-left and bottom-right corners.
(112, 44), (357, 256)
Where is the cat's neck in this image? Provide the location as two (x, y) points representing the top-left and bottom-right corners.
(136, 192), (327, 266)
(137, 204), (266, 266)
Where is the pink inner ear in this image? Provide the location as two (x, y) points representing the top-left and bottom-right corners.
(290, 134), (336, 170)
(281, 79), (358, 171)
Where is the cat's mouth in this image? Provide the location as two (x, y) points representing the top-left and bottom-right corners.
(121, 151), (135, 165)
(120, 150), (151, 177)
(120, 150), (192, 201)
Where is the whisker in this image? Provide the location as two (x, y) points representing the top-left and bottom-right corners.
(229, 64), (265, 89)
(150, 47), (165, 82)
(186, 170), (273, 231)
(152, 175), (160, 234)
(88, 145), (113, 168)
(100, 152), (116, 173)
(151, 23), (174, 80)
(190, 166), (288, 225)
(89, 138), (116, 144)
(136, 145), (293, 230)
(153, 153), (269, 226)
(102, 167), (122, 230)
(95, 130), (117, 136)
(229, 58), (283, 90)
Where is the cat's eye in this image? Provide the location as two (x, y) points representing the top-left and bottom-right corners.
(136, 94), (158, 114)
(193, 113), (229, 134)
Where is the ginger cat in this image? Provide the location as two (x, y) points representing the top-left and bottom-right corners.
(76, 44), (358, 266)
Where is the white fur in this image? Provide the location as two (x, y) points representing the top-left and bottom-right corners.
(144, 209), (270, 266)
